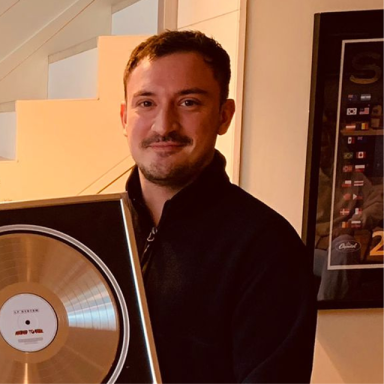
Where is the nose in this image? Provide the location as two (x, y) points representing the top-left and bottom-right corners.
(151, 103), (180, 135)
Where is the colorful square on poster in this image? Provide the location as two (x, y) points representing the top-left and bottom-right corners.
(355, 164), (365, 172)
(356, 136), (368, 143)
(342, 180), (352, 187)
(360, 94), (372, 101)
(347, 108), (358, 115)
(351, 220), (362, 228)
(359, 107), (370, 115)
(348, 94), (359, 102)
(353, 193), (363, 200)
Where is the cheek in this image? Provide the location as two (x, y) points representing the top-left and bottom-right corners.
(126, 116), (146, 140)
(127, 130), (142, 154)
(183, 113), (216, 135)
(189, 115), (220, 143)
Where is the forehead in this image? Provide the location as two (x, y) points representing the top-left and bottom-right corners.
(125, 52), (220, 95)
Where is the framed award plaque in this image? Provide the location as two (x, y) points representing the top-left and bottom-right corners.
(0, 193), (161, 383)
(303, 10), (383, 309)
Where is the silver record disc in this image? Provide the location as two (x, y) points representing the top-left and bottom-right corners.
(0, 225), (129, 384)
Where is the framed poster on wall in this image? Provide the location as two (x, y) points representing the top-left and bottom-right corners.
(303, 10), (383, 309)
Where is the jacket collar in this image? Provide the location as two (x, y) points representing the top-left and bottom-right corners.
(126, 150), (230, 213)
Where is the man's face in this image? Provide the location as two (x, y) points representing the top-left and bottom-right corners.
(121, 52), (235, 188)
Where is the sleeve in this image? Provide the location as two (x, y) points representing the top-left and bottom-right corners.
(231, 217), (317, 383)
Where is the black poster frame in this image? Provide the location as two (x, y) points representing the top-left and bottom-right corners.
(303, 10), (384, 309)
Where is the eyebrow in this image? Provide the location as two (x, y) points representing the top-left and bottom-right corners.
(132, 90), (155, 98)
(178, 88), (209, 96)
(132, 88), (209, 99)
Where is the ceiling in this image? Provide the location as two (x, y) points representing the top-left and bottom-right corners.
(0, 0), (139, 63)
(0, 0), (83, 63)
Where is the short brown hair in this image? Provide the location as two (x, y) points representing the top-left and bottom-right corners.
(123, 30), (231, 104)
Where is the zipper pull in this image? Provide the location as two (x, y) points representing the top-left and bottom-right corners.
(146, 226), (157, 243)
(141, 227), (158, 273)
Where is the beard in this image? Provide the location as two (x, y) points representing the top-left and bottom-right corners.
(138, 159), (204, 189)
(137, 132), (214, 189)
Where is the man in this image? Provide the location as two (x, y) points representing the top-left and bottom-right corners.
(120, 30), (317, 383)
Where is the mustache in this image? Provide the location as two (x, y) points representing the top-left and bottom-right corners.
(141, 132), (193, 148)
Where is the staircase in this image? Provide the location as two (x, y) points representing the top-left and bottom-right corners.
(0, 0), (159, 202)
(0, 0), (243, 202)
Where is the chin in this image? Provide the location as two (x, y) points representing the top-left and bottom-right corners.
(140, 160), (200, 188)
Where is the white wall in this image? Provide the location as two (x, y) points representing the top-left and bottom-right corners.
(241, 1), (383, 383)
(0, 112), (16, 160)
(112, 0), (158, 35)
(48, 48), (98, 99)
(177, 0), (241, 182)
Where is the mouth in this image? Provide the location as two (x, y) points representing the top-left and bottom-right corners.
(142, 134), (193, 151)
(148, 142), (186, 149)
(147, 142), (188, 156)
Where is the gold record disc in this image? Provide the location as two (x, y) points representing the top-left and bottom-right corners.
(0, 225), (129, 384)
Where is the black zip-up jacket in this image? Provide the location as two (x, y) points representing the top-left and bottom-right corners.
(126, 151), (317, 383)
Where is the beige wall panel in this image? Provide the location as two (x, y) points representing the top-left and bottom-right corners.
(177, 0), (239, 28)
(0, 161), (20, 202)
(91, 161), (134, 194)
(97, 35), (148, 101)
(179, 11), (239, 181)
(314, 309), (383, 383)
(241, 1), (383, 383)
(9, 99), (130, 200)
(0, 99), (132, 201)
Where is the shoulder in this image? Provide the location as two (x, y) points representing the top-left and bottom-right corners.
(216, 183), (307, 261)
(220, 183), (297, 234)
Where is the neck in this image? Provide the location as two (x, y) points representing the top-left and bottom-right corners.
(139, 172), (183, 226)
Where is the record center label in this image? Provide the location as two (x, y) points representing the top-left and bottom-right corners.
(0, 293), (58, 352)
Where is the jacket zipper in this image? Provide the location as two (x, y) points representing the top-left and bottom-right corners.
(140, 200), (170, 276)
(141, 226), (158, 275)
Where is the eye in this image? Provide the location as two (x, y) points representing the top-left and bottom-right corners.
(180, 99), (200, 107)
(138, 100), (154, 107)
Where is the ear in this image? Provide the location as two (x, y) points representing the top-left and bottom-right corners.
(217, 99), (235, 135)
(120, 102), (128, 137)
